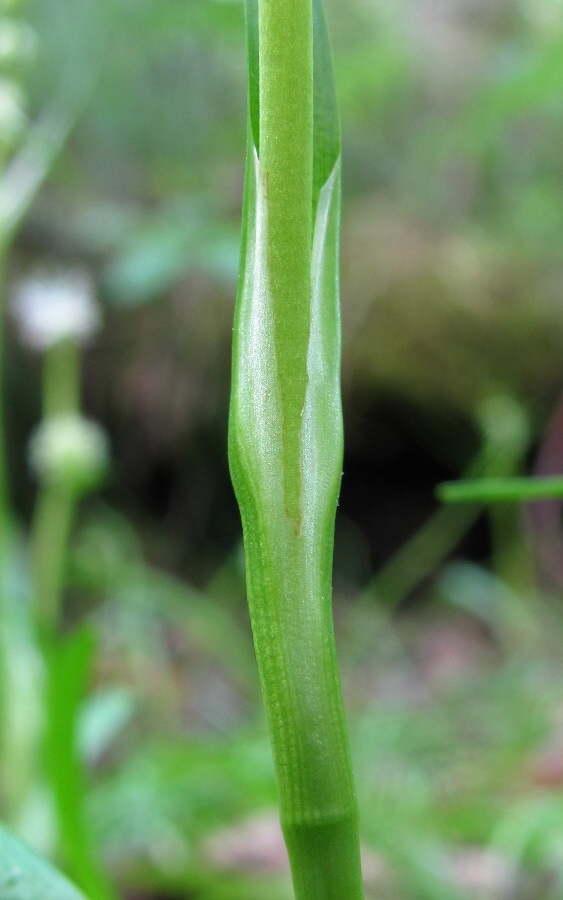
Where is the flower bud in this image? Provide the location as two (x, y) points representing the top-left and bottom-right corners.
(28, 414), (110, 494)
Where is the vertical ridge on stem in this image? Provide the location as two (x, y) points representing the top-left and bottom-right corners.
(259, 0), (313, 527)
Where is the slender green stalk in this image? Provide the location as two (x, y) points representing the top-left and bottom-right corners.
(31, 481), (74, 636)
(229, 1), (363, 896)
(28, 330), (114, 897)
(439, 395), (535, 593)
(43, 340), (81, 420)
(32, 340), (80, 635)
(439, 475), (563, 503)
(259, 0), (313, 527)
(31, 339), (82, 632)
(0, 241), (11, 550)
(0, 541), (44, 831)
(0, 6), (110, 892)
(365, 395), (532, 609)
(0, 257), (29, 833)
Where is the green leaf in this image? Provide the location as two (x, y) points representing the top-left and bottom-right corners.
(438, 476), (563, 504)
(245, 0), (259, 151)
(44, 629), (117, 900)
(0, 824), (88, 900)
(312, 0), (340, 202)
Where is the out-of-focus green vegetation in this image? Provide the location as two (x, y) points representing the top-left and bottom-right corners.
(2, 0), (563, 897)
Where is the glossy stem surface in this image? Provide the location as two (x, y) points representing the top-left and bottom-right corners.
(229, 1), (363, 896)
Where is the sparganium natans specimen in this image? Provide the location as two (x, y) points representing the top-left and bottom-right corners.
(228, 0), (364, 896)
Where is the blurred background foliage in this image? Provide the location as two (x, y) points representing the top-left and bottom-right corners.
(4, 0), (563, 897)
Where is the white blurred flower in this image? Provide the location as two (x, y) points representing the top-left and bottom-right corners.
(28, 414), (110, 493)
(11, 268), (101, 349)
(0, 77), (25, 143)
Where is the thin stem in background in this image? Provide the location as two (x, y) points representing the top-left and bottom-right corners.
(42, 340), (81, 421)
(31, 481), (75, 637)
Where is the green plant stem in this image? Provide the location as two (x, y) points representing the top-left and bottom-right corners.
(365, 410), (532, 610)
(31, 481), (74, 636)
(0, 243), (27, 831)
(43, 340), (81, 419)
(32, 337), (83, 634)
(259, 0), (313, 526)
(0, 241), (11, 550)
(32, 342), (80, 635)
(438, 393), (535, 593)
(439, 475), (563, 503)
(30, 345), (115, 897)
(230, 1), (363, 896)
(0, 540), (44, 830)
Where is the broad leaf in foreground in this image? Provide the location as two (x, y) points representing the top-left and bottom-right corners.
(0, 824), (88, 900)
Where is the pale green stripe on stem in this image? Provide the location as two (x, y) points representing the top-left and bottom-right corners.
(258, 0), (313, 527)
